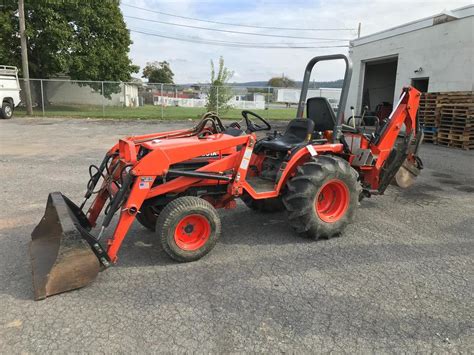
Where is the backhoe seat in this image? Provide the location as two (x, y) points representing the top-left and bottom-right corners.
(256, 119), (315, 152)
(307, 97), (336, 131)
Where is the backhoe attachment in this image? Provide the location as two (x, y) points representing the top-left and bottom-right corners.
(393, 130), (424, 189)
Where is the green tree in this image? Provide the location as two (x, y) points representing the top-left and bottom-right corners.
(0, 0), (138, 102)
(206, 56), (234, 113)
(267, 75), (296, 88)
(142, 61), (174, 83)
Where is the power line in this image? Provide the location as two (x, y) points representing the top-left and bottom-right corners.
(132, 27), (346, 45)
(131, 27), (349, 46)
(122, 3), (355, 32)
(129, 29), (349, 49)
(125, 15), (351, 41)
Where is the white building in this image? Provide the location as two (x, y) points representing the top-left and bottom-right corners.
(45, 81), (140, 107)
(230, 93), (265, 109)
(346, 5), (474, 117)
(153, 92), (266, 110)
(275, 88), (342, 110)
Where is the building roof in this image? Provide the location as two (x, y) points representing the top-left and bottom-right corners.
(351, 4), (474, 47)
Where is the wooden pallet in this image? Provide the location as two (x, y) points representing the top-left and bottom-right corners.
(437, 130), (473, 142)
(440, 117), (473, 129)
(418, 91), (473, 149)
(419, 92), (440, 127)
(423, 134), (437, 144)
(440, 106), (474, 119)
(437, 91), (474, 103)
(439, 125), (473, 133)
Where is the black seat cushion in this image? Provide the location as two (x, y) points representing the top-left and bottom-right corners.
(307, 97), (336, 131)
(257, 119), (315, 152)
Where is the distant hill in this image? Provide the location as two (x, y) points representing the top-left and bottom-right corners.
(175, 79), (344, 89)
(230, 79), (344, 89)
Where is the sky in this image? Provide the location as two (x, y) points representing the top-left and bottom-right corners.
(121, 0), (473, 84)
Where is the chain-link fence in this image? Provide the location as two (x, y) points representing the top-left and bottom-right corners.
(16, 78), (342, 120)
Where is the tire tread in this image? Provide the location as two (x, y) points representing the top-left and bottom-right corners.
(283, 156), (361, 240)
(156, 196), (221, 262)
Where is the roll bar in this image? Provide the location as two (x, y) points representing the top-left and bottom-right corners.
(296, 54), (352, 143)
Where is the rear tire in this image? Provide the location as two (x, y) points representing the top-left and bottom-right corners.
(0, 101), (13, 119)
(241, 191), (284, 212)
(283, 155), (360, 239)
(156, 196), (221, 262)
(136, 205), (162, 231)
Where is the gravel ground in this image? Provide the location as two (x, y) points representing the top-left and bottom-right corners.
(0, 117), (473, 353)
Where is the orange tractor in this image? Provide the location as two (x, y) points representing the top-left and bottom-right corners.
(30, 55), (423, 300)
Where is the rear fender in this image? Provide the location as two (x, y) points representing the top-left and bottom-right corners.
(275, 143), (344, 192)
(241, 143), (344, 200)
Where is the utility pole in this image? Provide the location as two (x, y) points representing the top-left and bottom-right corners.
(19, 0), (33, 115)
(357, 22), (361, 38)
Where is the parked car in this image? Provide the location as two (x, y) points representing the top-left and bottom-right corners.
(0, 65), (21, 119)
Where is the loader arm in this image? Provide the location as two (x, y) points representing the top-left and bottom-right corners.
(105, 133), (253, 261)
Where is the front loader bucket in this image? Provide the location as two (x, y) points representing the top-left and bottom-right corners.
(30, 192), (101, 300)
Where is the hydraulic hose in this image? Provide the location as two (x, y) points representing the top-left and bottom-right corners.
(102, 173), (133, 229)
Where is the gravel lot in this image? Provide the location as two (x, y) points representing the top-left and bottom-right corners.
(1, 117), (473, 353)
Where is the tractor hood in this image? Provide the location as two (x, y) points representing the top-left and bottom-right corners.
(116, 133), (251, 177)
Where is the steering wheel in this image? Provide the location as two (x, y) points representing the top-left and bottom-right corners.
(241, 110), (271, 132)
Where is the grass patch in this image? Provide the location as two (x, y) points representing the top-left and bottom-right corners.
(15, 104), (297, 120)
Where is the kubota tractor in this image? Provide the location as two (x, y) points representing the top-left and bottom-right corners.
(30, 54), (423, 300)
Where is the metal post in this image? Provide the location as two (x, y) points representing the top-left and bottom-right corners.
(19, 0), (33, 115)
(216, 86), (219, 115)
(267, 86), (270, 119)
(101, 81), (105, 117)
(123, 82), (126, 107)
(40, 79), (45, 116)
(161, 83), (164, 120)
(357, 22), (361, 38)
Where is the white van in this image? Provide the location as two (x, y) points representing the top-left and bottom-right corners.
(0, 66), (21, 119)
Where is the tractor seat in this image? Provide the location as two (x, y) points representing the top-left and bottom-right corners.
(307, 97), (336, 132)
(256, 119), (315, 152)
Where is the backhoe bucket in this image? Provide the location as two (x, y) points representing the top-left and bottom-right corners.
(392, 158), (422, 188)
(30, 192), (101, 300)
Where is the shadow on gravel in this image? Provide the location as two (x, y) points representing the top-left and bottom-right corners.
(454, 185), (474, 193)
(437, 178), (463, 185)
(413, 183), (445, 192)
(391, 186), (451, 207)
(3, 213), (473, 302)
(359, 200), (378, 209)
(430, 172), (453, 179)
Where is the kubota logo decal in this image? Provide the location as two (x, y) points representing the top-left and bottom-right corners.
(200, 152), (219, 157)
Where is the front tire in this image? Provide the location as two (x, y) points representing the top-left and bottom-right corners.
(156, 196), (221, 262)
(0, 101), (13, 119)
(283, 156), (360, 239)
